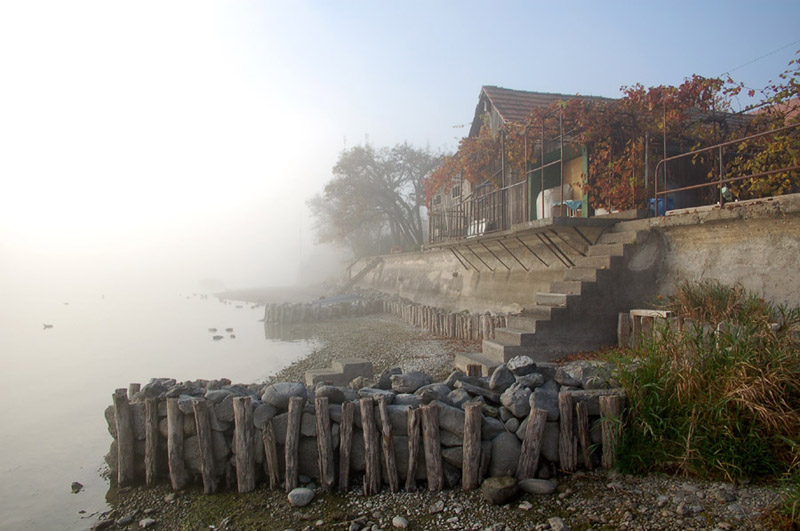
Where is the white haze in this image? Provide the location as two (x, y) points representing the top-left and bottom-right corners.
(2, 1), (797, 302)
(0, 1), (354, 300)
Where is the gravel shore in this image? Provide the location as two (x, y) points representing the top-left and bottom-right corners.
(100, 314), (786, 531)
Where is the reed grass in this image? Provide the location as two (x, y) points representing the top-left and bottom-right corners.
(608, 281), (800, 524)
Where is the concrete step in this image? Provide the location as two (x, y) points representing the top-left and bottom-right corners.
(454, 352), (502, 377)
(536, 292), (568, 307)
(549, 280), (590, 295)
(596, 230), (645, 245)
(563, 267), (599, 282)
(574, 254), (620, 270)
(587, 243), (626, 256)
(481, 339), (536, 363)
(494, 327), (538, 346)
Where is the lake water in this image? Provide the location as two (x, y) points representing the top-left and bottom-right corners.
(0, 289), (319, 530)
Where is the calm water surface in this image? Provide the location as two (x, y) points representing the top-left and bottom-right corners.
(0, 290), (318, 530)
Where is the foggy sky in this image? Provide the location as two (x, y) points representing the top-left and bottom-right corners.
(1, 0), (797, 296)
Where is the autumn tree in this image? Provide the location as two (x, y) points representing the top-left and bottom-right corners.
(308, 143), (445, 258)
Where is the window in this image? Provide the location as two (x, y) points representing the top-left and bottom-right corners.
(433, 194), (441, 206)
(451, 185), (461, 199)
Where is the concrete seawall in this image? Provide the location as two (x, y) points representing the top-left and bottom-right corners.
(351, 193), (800, 312)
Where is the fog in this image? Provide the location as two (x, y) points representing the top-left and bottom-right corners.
(1, 1), (796, 301)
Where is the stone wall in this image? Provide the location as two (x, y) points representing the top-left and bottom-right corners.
(105, 358), (625, 494)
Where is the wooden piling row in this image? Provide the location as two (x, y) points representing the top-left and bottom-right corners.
(113, 381), (625, 495)
(381, 299), (508, 341)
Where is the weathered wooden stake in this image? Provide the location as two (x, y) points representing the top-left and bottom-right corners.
(166, 397), (187, 490)
(144, 397), (159, 487)
(284, 396), (303, 492)
(233, 396), (255, 493)
(406, 407), (421, 492)
(113, 388), (135, 486)
(339, 401), (355, 491)
(376, 396), (399, 493)
(420, 404), (443, 491)
(462, 401), (482, 490)
(192, 398), (218, 494)
(128, 382), (141, 398)
(600, 395), (622, 470)
(315, 397), (335, 491)
(517, 408), (548, 480)
(576, 401), (594, 470)
(466, 364), (482, 378)
(262, 419), (280, 489)
(558, 393), (577, 472)
(360, 397), (381, 495)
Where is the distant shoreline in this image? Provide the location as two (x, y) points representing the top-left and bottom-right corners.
(216, 284), (330, 305)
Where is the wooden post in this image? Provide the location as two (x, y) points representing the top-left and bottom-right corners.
(128, 383), (141, 398)
(466, 364), (482, 378)
(377, 396), (399, 493)
(420, 404), (443, 491)
(558, 393), (577, 472)
(113, 388), (135, 486)
(315, 397), (335, 492)
(339, 401), (355, 491)
(166, 397), (187, 490)
(262, 419), (280, 489)
(233, 396), (255, 493)
(462, 402), (482, 491)
(285, 396), (303, 492)
(600, 395), (622, 470)
(576, 401), (594, 470)
(360, 397), (381, 496)
(144, 397), (159, 487)
(192, 398), (218, 494)
(517, 408), (548, 480)
(406, 407), (421, 492)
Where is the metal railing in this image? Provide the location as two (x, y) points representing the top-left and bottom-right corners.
(429, 180), (528, 244)
(654, 122), (800, 211)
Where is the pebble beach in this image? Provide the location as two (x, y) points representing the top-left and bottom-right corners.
(99, 312), (786, 531)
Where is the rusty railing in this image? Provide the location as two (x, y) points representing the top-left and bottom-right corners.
(654, 122), (800, 212)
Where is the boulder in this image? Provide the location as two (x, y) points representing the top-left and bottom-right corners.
(531, 380), (560, 421)
(415, 383), (452, 405)
(488, 364), (515, 392)
(261, 382), (308, 409)
(448, 389), (471, 408)
(287, 487), (314, 507)
(377, 367), (402, 390)
(481, 476), (519, 505)
(507, 356), (536, 376)
(214, 395), (235, 422)
(516, 373), (545, 389)
(432, 401), (465, 435)
(393, 394), (422, 407)
(204, 389), (232, 404)
(253, 403), (278, 428)
(357, 387), (396, 404)
(390, 372), (433, 394)
(519, 478), (557, 495)
(314, 385), (347, 404)
(488, 432), (521, 477)
(500, 383), (532, 419)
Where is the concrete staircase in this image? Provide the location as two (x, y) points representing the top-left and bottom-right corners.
(305, 358), (374, 387)
(456, 223), (656, 375)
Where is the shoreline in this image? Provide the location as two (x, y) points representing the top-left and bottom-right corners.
(100, 313), (784, 531)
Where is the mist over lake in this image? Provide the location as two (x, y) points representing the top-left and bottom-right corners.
(0, 286), (318, 529)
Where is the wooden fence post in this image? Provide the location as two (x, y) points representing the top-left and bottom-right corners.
(339, 401), (355, 491)
(192, 398), (218, 494)
(421, 404), (443, 491)
(315, 397), (335, 492)
(113, 388), (135, 487)
(285, 396), (303, 492)
(360, 397), (381, 496)
(462, 402), (482, 491)
(166, 397), (187, 490)
(144, 397), (159, 487)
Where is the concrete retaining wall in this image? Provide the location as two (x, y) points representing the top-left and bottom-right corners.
(352, 194), (800, 312)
